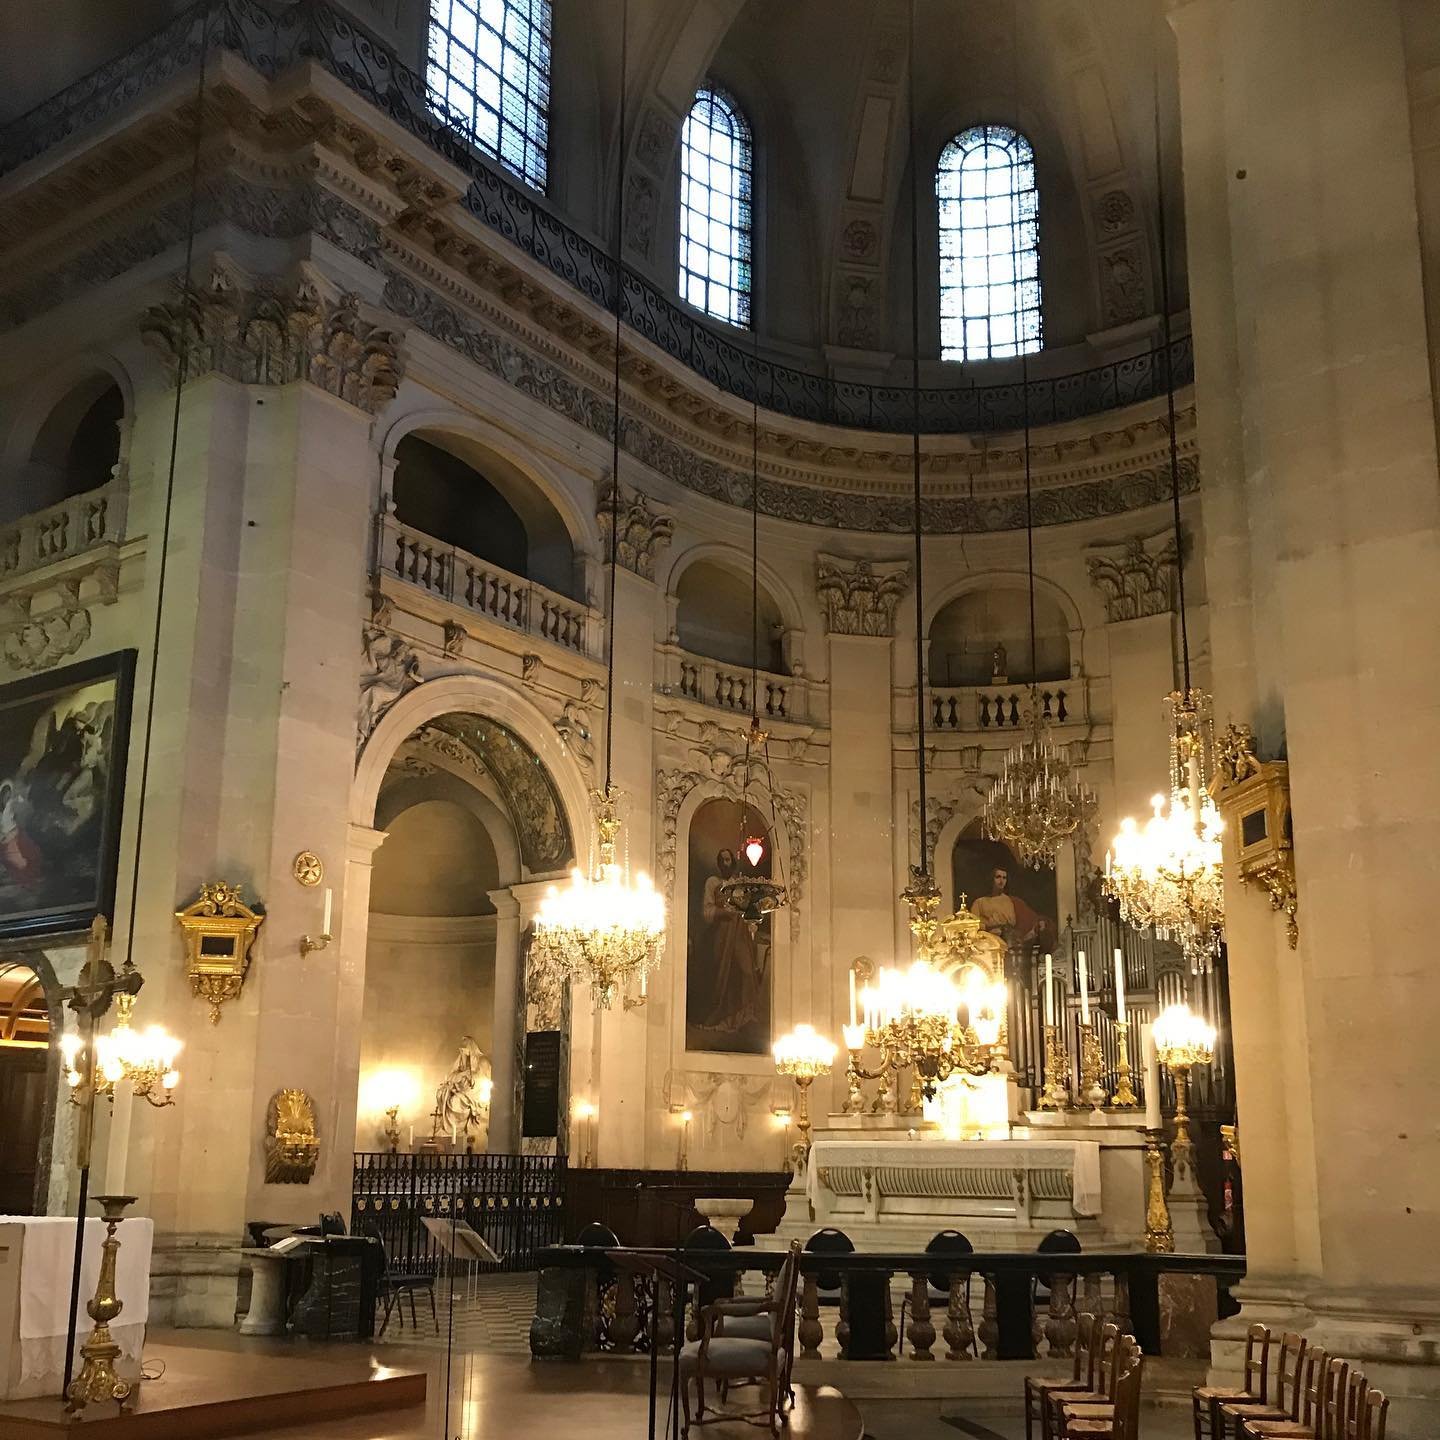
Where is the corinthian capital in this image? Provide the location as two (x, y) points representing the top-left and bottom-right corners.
(815, 553), (911, 636)
(1085, 533), (1177, 624)
(597, 479), (674, 580)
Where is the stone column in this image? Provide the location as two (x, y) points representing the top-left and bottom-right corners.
(339, 824), (389, 1154)
(815, 555), (910, 1002)
(1173, 0), (1440, 1424)
(487, 888), (523, 1152)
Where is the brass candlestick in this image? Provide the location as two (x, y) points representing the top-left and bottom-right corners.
(66, 1195), (137, 1414)
(1168, 1063), (1197, 1182)
(382, 1105), (401, 1152)
(1143, 1130), (1175, 1254)
(1078, 1023), (1106, 1114)
(1037, 1024), (1070, 1109)
(1111, 1018), (1138, 1107)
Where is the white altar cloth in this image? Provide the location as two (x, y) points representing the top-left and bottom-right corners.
(805, 1138), (1103, 1219)
(0, 1215), (153, 1400)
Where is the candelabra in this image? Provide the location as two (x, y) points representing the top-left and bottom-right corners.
(1153, 1002), (1216, 1185)
(382, 1105), (401, 1153)
(1111, 1019), (1138, 1107)
(1143, 1131), (1175, 1254)
(773, 1024), (837, 1167)
(65, 1195), (137, 1414)
(1078, 1024), (1106, 1116)
(841, 1023), (890, 1114)
(1037, 1024), (1070, 1110)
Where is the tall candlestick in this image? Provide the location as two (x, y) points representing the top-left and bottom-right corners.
(322, 886), (332, 935)
(1043, 953), (1054, 1026)
(1142, 1023), (1161, 1129)
(849, 969), (857, 1027)
(1077, 949), (1090, 1025)
(1114, 947), (1126, 1023)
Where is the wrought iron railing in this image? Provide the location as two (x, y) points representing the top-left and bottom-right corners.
(0, 0), (1194, 438)
(351, 1151), (566, 1275)
(532, 1244), (1244, 1362)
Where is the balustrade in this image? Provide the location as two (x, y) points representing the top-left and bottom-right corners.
(379, 516), (595, 658)
(531, 1245), (1243, 1362)
(929, 683), (1079, 733)
(666, 646), (799, 722)
(0, 481), (123, 585)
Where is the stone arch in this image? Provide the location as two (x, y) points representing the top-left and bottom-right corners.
(374, 770), (524, 888)
(662, 541), (805, 633)
(925, 569), (1084, 680)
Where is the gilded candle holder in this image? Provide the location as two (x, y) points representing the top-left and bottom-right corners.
(1078, 1023), (1106, 1115)
(1037, 1024), (1070, 1110)
(66, 1194), (137, 1414)
(1111, 1018), (1139, 1107)
(1143, 1129), (1175, 1254)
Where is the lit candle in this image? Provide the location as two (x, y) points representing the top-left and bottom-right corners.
(1077, 950), (1090, 1026)
(1143, 1023), (1161, 1129)
(849, 969), (857, 1028)
(322, 887), (333, 936)
(408, 1124), (414, 1147)
(1114, 947), (1126, 1023)
(1043, 953), (1054, 1027)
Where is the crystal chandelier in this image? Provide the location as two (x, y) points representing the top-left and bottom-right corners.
(983, 339), (1093, 867)
(61, 993), (182, 1108)
(530, 3), (665, 1011)
(1105, 691), (1225, 969)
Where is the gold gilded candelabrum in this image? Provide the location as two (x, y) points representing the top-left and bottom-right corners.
(1143, 1129), (1175, 1254)
(1111, 1019), (1139, 1108)
(1037, 1024), (1070, 1110)
(841, 1024), (891, 1115)
(773, 1025), (837, 1170)
(1078, 1023), (1106, 1116)
(65, 1195), (137, 1414)
(1153, 1003), (1216, 1187)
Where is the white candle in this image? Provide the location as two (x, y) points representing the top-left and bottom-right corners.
(322, 887), (333, 935)
(849, 969), (857, 1027)
(1077, 950), (1090, 1026)
(408, 1124), (414, 1147)
(1143, 1024), (1161, 1130)
(1043, 953), (1054, 1026)
(1114, 947), (1126, 1023)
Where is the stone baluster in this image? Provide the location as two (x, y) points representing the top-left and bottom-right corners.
(798, 1273), (823, 1357)
(943, 1271), (974, 1359)
(654, 1276), (675, 1350)
(612, 1271), (640, 1350)
(908, 1271), (936, 1360)
(884, 1271), (898, 1357)
(1082, 1271), (1105, 1327)
(836, 1279), (852, 1356)
(978, 1275), (1000, 1360)
(1045, 1272), (1077, 1357)
(1111, 1270), (1132, 1338)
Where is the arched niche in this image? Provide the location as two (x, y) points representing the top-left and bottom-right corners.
(381, 411), (596, 601)
(665, 543), (804, 674)
(928, 576), (1077, 687)
(0, 958), (58, 1214)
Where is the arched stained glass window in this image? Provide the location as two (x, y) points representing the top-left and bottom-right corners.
(937, 125), (1041, 361)
(680, 87), (753, 328)
(427, 0), (552, 192)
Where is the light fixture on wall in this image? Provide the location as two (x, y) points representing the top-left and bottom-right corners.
(1103, 78), (1224, 972)
(719, 325), (788, 930)
(772, 1024), (836, 1168)
(531, 0), (666, 1010)
(60, 991), (182, 1109)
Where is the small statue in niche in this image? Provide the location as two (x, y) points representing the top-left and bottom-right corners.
(430, 1036), (493, 1150)
(991, 641), (1008, 681)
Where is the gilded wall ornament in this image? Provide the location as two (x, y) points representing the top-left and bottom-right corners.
(292, 852), (323, 887)
(175, 882), (265, 1023)
(265, 1088), (319, 1184)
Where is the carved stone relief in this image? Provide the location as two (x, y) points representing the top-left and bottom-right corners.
(835, 273), (878, 349)
(635, 105), (675, 175)
(1099, 242), (1146, 327)
(597, 480), (674, 580)
(1095, 189), (1136, 238)
(357, 626), (421, 747)
(142, 262), (404, 414)
(0, 567), (118, 673)
(1086, 534), (1177, 622)
(625, 174), (658, 260)
(662, 1069), (776, 1143)
(815, 554), (911, 636)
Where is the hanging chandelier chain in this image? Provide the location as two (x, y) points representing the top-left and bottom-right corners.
(751, 322), (760, 722)
(908, 0), (928, 882)
(602, 0), (630, 797)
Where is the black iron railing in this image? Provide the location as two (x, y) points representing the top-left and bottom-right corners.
(0, 0), (1193, 438)
(352, 1151), (566, 1275)
(532, 1244), (1244, 1363)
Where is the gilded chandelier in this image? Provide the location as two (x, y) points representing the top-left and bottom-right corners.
(1104, 689), (1225, 969)
(531, 787), (666, 1010)
(60, 993), (182, 1108)
(983, 710), (1093, 868)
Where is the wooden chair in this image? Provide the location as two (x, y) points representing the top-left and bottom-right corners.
(1358, 1387), (1388, 1440)
(705, 1243), (801, 1408)
(1042, 1322), (1121, 1440)
(1244, 1357), (1349, 1440)
(1064, 1343), (1145, 1440)
(1213, 1333), (1308, 1439)
(1058, 1335), (1143, 1438)
(681, 1241), (800, 1437)
(1195, 1323), (1272, 1439)
(1026, 1313), (1101, 1440)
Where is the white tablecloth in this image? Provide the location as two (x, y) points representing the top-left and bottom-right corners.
(0, 1215), (153, 1400)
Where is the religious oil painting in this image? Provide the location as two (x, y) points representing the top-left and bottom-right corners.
(685, 796), (773, 1055)
(953, 823), (1057, 951)
(0, 651), (135, 940)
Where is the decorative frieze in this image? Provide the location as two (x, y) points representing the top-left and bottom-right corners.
(597, 480), (674, 580)
(142, 263), (403, 415)
(1085, 534), (1178, 623)
(815, 555), (911, 636)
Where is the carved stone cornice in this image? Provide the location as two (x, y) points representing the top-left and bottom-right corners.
(597, 480), (674, 580)
(141, 262), (403, 415)
(815, 555), (911, 636)
(1085, 533), (1178, 623)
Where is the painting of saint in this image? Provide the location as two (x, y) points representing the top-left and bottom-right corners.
(953, 823), (1057, 952)
(685, 797), (772, 1055)
(0, 653), (135, 939)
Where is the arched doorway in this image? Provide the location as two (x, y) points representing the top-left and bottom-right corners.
(0, 959), (54, 1212)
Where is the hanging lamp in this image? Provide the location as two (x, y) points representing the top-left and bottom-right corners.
(1103, 69), (1224, 972)
(982, 350), (1094, 867)
(531, 0), (665, 1009)
(718, 331), (788, 931)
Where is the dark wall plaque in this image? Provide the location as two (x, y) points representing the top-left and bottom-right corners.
(522, 1030), (562, 1138)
